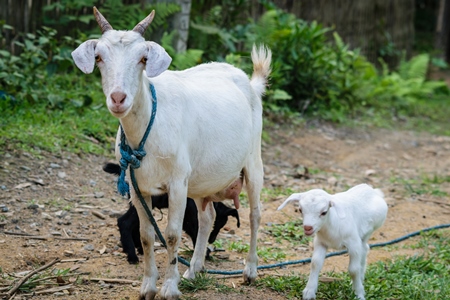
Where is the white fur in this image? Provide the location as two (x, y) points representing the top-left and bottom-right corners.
(72, 21), (271, 300)
(278, 184), (388, 300)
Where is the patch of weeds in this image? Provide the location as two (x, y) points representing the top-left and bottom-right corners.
(258, 247), (286, 262)
(266, 220), (312, 245)
(15, 267), (72, 293)
(179, 246), (194, 257)
(0, 214), (6, 221)
(212, 239), (225, 249)
(261, 186), (295, 202)
(258, 274), (307, 299)
(227, 241), (249, 253)
(180, 273), (231, 294)
(391, 174), (449, 197)
(45, 198), (63, 209)
(238, 192), (248, 208)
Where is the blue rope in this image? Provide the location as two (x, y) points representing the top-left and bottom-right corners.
(117, 84), (191, 267)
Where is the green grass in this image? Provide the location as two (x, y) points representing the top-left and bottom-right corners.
(0, 93), (117, 156)
(266, 220), (312, 246)
(390, 173), (450, 197)
(179, 272), (232, 294)
(259, 229), (450, 300)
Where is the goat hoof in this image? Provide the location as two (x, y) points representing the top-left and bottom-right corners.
(243, 264), (257, 284)
(160, 279), (181, 300)
(182, 268), (195, 280)
(302, 288), (316, 300)
(139, 291), (157, 300)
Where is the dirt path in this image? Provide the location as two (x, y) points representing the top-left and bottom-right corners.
(0, 124), (449, 299)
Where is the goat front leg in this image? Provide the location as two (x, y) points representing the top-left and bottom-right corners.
(132, 194), (159, 300)
(160, 181), (187, 300)
(348, 242), (366, 300)
(303, 239), (327, 300)
(183, 198), (215, 279)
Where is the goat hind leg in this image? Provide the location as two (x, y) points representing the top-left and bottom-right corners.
(242, 158), (263, 284)
(348, 244), (366, 300)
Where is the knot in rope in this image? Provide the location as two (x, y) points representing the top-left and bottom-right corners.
(116, 83), (157, 196)
(117, 143), (147, 196)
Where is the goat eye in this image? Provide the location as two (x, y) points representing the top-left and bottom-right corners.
(321, 211), (328, 216)
(95, 55), (102, 63)
(140, 57), (147, 64)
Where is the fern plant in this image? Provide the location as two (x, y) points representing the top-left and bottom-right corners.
(359, 53), (449, 113)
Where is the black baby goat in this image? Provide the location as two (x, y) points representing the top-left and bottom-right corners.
(103, 163), (240, 264)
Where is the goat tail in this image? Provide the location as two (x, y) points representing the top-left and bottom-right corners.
(250, 44), (272, 97)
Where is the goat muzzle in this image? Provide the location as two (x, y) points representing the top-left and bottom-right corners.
(93, 6), (113, 33)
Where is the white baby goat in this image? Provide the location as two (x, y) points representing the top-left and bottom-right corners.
(278, 184), (388, 300)
(72, 7), (270, 300)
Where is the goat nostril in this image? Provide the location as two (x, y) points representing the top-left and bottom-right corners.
(111, 92), (127, 105)
(304, 225), (313, 231)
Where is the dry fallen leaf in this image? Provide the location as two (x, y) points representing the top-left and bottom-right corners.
(99, 245), (107, 255)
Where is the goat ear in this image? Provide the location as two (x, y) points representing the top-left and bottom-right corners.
(330, 200), (346, 218)
(71, 40), (98, 74)
(277, 193), (302, 211)
(145, 41), (172, 78)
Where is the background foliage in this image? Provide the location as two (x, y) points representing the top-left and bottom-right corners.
(0, 0), (449, 156)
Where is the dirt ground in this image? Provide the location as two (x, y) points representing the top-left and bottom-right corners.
(1, 123), (449, 300)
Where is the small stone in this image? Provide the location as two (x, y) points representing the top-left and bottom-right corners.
(64, 250), (74, 256)
(28, 204), (39, 210)
(41, 212), (53, 220)
(327, 176), (338, 186)
(0, 185), (6, 190)
(84, 244), (95, 251)
(58, 172), (67, 179)
(1, 206), (8, 212)
(20, 166), (31, 171)
(94, 192), (104, 198)
(89, 180), (97, 187)
(365, 169), (377, 176)
(50, 163), (61, 169)
(55, 210), (67, 218)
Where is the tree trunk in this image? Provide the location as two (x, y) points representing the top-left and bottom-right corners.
(146, 0), (192, 53)
(435, 0), (450, 60)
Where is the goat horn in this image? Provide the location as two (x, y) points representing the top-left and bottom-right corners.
(133, 10), (155, 35)
(93, 6), (113, 34)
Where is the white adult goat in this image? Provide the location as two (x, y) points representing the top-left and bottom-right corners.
(72, 7), (270, 300)
(278, 184), (388, 300)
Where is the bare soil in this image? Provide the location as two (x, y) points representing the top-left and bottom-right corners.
(1, 124), (449, 300)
